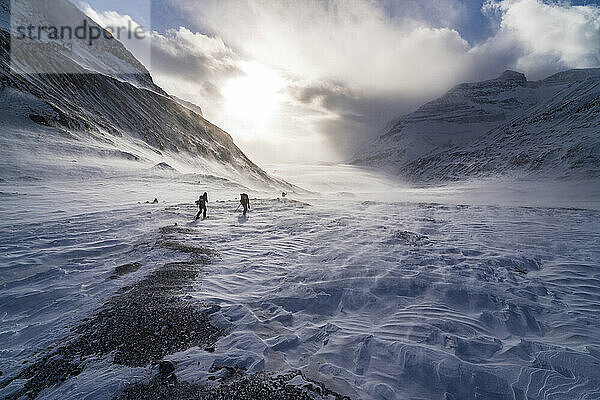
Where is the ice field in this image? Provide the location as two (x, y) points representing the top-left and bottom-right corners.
(1, 164), (599, 399)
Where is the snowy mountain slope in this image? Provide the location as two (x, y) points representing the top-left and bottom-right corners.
(0, 0), (283, 187)
(172, 94), (204, 117)
(354, 68), (600, 181)
(354, 71), (542, 166)
(405, 70), (600, 181)
(1, 0), (158, 91)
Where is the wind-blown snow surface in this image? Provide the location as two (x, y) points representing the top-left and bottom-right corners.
(1, 164), (599, 399)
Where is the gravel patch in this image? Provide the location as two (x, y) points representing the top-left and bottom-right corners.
(114, 370), (351, 400)
(0, 226), (223, 399)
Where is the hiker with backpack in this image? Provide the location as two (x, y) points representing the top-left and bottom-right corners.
(195, 192), (208, 220)
(240, 193), (250, 216)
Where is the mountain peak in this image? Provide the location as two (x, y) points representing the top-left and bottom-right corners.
(497, 70), (527, 83)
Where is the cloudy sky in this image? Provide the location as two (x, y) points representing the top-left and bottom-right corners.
(77, 0), (600, 164)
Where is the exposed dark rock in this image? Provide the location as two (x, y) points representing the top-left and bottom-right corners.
(157, 240), (219, 258)
(395, 230), (429, 246)
(110, 262), (142, 278)
(114, 371), (352, 400)
(159, 361), (175, 376)
(151, 163), (178, 173)
(159, 225), (196, 236)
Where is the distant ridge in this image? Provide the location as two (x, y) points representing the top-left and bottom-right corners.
(354, 68), (600, 181)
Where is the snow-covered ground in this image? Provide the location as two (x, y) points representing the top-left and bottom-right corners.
(1, 164), (599, 399)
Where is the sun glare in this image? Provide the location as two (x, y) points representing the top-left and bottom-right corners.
(221, 62), (284, 141)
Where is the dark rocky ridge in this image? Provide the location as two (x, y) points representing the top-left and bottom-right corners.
(110, 261), (142, 278)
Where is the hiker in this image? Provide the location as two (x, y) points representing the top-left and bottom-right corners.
(282, 192), (287, 198)
(240, 193), (250, 216)
(195, 192), (208, 220)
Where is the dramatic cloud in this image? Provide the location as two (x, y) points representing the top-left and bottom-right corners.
(177, 0), (472, 94)
(147, 27), (242, 104)
(82, 4), (241, 111)
(82, 0), (600, 164)
(478, 0), (600, 79)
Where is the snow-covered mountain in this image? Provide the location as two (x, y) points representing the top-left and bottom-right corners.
(354, 69), (600, 181)
(0, 0), (282, 187)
